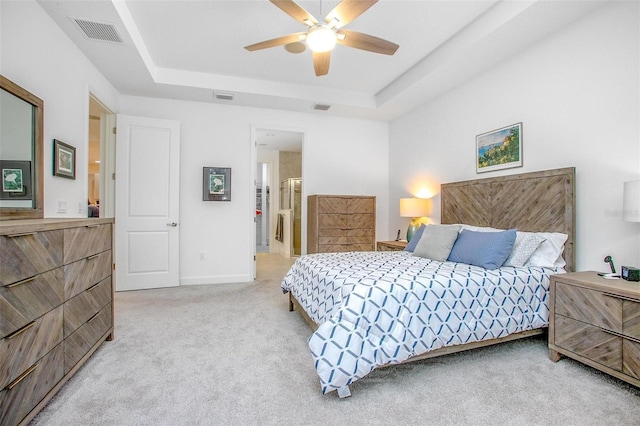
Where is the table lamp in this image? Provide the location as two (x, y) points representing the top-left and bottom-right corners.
(400, 197), (431, 241)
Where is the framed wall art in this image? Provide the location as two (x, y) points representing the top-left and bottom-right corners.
(476, 122), (522, 173)
(0, 160), (32, 200)
(203, 167), (231, 201)
(53, 139), (76, 179)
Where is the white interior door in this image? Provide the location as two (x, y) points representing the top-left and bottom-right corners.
(115, 114), (180, 291)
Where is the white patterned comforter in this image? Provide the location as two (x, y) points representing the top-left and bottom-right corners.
(281, 251), (562, 395)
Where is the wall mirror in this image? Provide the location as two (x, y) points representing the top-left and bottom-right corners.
(0, 76), (44, 220)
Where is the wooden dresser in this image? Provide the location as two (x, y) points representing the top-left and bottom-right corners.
(307, 195), (375, 253)
(549, 271), (640, 388)
(0, 218), (114, 426)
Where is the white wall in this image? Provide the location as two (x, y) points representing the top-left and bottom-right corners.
(119, 96), (389, 284)
(1, 0), (120, 217)
(388, 1), (639, 271)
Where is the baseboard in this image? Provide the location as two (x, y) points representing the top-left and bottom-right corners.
(179, 274), (253, 286)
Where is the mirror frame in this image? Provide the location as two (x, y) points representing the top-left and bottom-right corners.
(0, 75), (44, 220)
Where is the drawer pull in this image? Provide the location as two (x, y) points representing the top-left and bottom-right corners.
(6, 276), (36, 288)
(600, 328), (640, 344)
(6, 232), (37, 238)
(86, 224), (101, 228)
(602, 292), (640, 303)
(87, 312), (100, 323)
(6, 321), (36, 339)
(87, 282), (101, 292)
(5, 362), (40, 391)
(86, 253), (101, 260)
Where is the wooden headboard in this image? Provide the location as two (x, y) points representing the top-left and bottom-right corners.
(441, 167), (575, 272)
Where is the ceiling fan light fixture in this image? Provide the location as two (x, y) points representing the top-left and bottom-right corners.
(306, 25), (336, 52)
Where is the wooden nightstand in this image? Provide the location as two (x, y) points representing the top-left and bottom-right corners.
(376, 240), (407, 251)
(549, 271), (640, 388)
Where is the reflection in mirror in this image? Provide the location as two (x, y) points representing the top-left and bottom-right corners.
(0, 76), (43, 220)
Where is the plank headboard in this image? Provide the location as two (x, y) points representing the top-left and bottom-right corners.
(441, 167), (575, 272)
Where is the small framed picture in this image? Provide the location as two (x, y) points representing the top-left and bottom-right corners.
(0, 160), (32, 200)
(203, 167), (231, 201)
(476, 122), (522, 173)
(53, 139), (76, 179)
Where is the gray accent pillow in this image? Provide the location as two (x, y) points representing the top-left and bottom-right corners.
(412, 224), (461, 261)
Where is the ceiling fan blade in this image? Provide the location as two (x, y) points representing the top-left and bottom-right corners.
(337, 29), (399, 55)
(244, 32), (306, 51)
(270, 0), (318, 26)
(324, 0), (377, 29)
(312, 51), (331, 76)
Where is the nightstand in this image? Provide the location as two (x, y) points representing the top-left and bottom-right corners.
(376, 240), (407, 251)
(548, 271), (640, 388)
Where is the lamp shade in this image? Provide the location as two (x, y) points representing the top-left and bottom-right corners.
(623, 180), (640, 222)
(399, 198), (431, 218)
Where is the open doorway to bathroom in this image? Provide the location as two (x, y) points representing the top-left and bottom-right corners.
(254, 128), (303, 279)
(88, 95), (113, 218)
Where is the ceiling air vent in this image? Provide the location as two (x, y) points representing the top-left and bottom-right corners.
(312, 103), (331, 111)
(73, 18), (124, 44)
(214, 92), (235, 101)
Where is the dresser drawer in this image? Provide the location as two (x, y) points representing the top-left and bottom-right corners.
(317, 197), (347, 213)
(347, 214), (374, 229)
(0, 230), (63, 286)
(64, 303), (112, 373)
(0, 343), (64, 426)
(0, 268), (64, 339)
(319, 214), (348, 229)
(318, 244), (352, 253)
(347, 197), (375, 213)
(63, 223), (112, 264)
(64, 250), (112, 300)
(554, 314), (622, 371)
(319, 235), (348, 245)
(0, 306), (63, 390)
(64, 277), (112, 337)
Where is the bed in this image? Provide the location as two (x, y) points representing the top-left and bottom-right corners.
(281, 167), (575, 397)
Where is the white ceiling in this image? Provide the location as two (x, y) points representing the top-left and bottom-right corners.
(38, 0), (606, 122)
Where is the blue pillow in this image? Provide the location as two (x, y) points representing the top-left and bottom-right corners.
(447, 229), (517, 270)
(404, 224), (426, 252)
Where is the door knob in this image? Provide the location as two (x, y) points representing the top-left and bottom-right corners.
(166, 222), (178, 227)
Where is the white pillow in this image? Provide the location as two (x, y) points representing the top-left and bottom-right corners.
(458, 224), (503, 233)
(503, 232), (546, 267)
(524, 232), (568, 268)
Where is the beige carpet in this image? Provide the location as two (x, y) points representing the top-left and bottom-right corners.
(32, 253), (640, 425)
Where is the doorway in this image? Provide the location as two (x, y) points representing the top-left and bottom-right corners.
(253, 127), (303, 280)
(88, 96), (110, 217)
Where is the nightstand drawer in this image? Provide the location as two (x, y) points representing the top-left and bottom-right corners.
(556, 281), (622, 332)
(623, 299), (640, 340)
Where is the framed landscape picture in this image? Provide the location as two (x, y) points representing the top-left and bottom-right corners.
(53, 139), (76, 179)
(0, 160), (32, 200)
(476, 122), (522, 173)
(203, 167), (231, 201)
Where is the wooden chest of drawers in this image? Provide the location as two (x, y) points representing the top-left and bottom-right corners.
(0, 218), (114, 426)
(549, 271), (640, 388)
(307, 195), (376, 253)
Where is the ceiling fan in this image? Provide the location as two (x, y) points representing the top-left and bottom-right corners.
(244, 0), (399, 76)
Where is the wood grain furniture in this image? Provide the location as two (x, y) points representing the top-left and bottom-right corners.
(376, 240), (407, 251)
(549, 271), (640, 388)
(0, 218), (114, 426)
(307, 195), (375, 254)
(287, 167), (576, 395)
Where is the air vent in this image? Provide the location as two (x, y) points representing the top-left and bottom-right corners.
(73, 18), (123, 44)
(312, 103), (331, 111)
(215, 92), (235, 101)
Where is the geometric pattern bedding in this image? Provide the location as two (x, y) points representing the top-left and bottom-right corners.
(281, 251), (563, 395)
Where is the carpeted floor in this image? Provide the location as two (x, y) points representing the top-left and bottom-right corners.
(32, 253), (640, 426)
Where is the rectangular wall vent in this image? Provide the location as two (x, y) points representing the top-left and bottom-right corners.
(215, 92), (235, 101)
(312, 103), (331, 111)
(73, 18), (124, 44)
